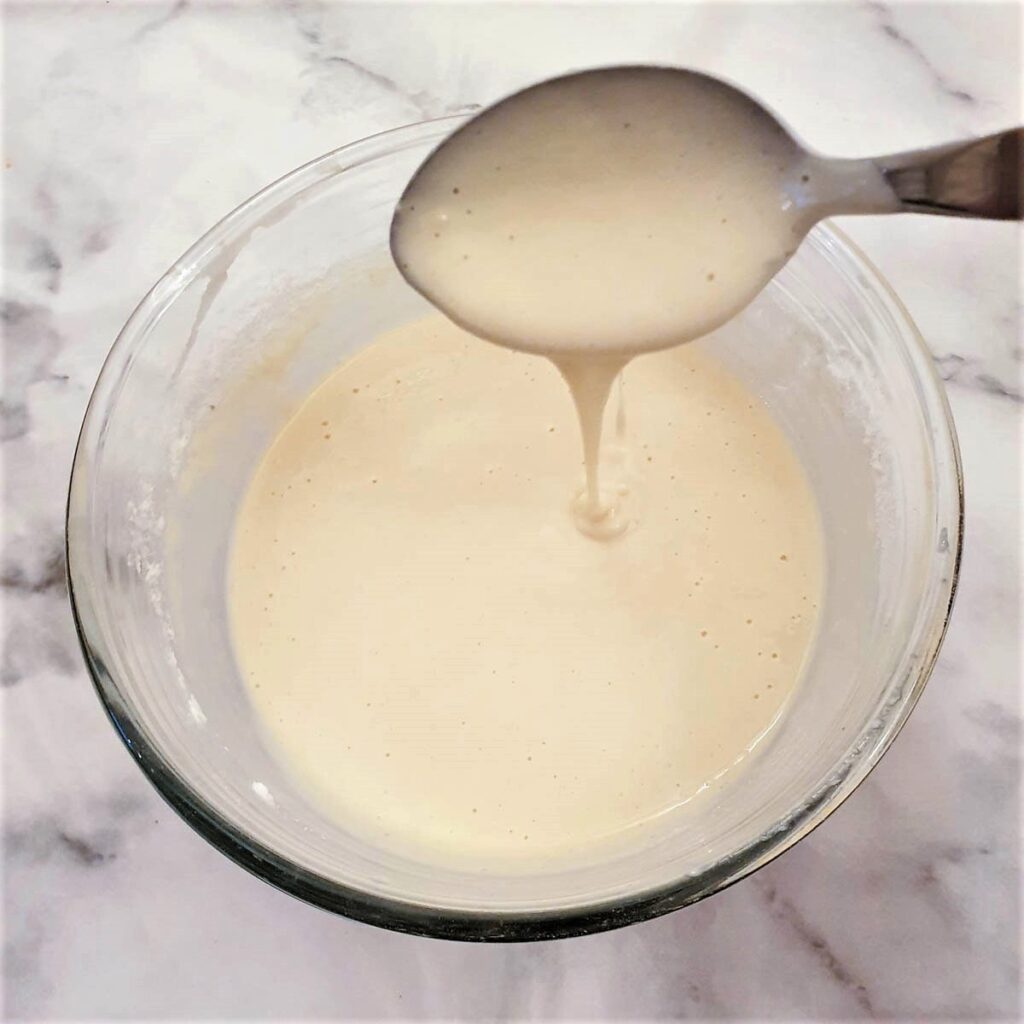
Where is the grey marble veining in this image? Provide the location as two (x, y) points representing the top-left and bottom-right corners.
(2, 2), (1020, 1020)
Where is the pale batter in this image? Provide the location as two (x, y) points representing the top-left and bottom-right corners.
(229, 314), (822, 868)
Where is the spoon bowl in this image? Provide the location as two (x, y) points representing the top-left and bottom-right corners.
(391, 67), (869, 356)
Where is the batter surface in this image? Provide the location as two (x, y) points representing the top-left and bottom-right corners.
(228, 314), (822, 868)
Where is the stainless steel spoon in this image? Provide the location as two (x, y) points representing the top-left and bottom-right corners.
(391, 66), (1021, 355)
(876, 130), (1020, 219)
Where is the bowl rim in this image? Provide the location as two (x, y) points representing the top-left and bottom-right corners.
(66, 115), (964, 942)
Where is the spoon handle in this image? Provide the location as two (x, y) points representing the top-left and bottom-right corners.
(876, 128), (1022, 220)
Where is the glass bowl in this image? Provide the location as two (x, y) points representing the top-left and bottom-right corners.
(67, 117), (962, 941)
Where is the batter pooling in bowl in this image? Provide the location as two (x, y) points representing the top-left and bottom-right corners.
(229, 315), (823, 868)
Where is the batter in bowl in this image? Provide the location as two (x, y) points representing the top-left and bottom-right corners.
(229, 314), (822, 868)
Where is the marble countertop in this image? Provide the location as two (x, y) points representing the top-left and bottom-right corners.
(3, 2), (1020, 1019)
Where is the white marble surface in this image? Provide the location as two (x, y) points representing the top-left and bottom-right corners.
(2, 1), (1021, 1019)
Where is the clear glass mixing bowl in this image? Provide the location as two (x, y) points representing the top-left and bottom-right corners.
(67, 117), (962, 941)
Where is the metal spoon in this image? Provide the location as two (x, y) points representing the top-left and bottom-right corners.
(391, 66), (1021, 354)
(876, 130), (1020, 219)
